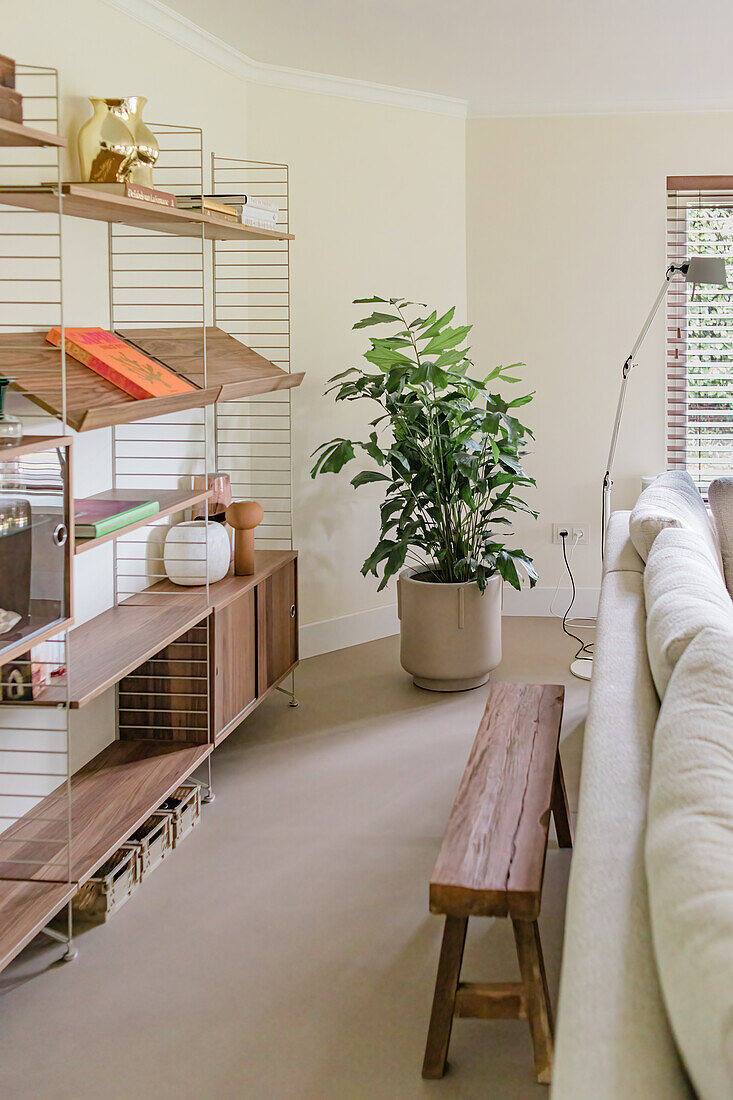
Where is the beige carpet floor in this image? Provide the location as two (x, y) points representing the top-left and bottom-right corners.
(0, 618), (588, 1100)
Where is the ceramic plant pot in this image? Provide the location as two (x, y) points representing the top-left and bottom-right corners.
(163, 521), (230, 586)
(397, 566), (502, 691)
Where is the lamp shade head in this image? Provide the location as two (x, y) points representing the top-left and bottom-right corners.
(684, 256), (728, 286)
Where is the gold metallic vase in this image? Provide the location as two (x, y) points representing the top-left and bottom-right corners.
(77, 96), (159, 186)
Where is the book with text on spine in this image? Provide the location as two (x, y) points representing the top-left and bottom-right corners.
(46, 327), (197, 400)
(74, 498), (160, 538)
(73, 182), (178, 208)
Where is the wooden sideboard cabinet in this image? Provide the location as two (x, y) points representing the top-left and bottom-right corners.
(118, 551), (298, 748)
(211, 552), (298, 742)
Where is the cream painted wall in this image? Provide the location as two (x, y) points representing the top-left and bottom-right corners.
(245, 83), (467, 647)
(467, 112), (733, 607)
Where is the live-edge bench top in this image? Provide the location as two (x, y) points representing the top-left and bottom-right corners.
(429, 681), (565, 920)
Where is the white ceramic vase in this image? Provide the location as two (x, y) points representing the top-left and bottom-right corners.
(163, 521), (230, 586)
(397, 566), (502, 691)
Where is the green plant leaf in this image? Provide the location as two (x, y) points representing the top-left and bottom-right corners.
(310, 438), (355, 476)
(421, 325), (471, 356)
(353, 311), (402, 328)
(350, 469), (392, 488)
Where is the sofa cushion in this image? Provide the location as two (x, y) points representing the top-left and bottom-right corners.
(603, 510), (644, 574)
(629, 470), (722, 571)
(553, 567), (691, 1100)
(644, 526), (733, 698)
(708, 477), (733, 595)
(646, 626), (733, 1100)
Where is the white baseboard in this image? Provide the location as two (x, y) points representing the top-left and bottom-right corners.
(299, 604), (400, 659)
(299, 586), (600, 659)
(502, 584), (600, 618)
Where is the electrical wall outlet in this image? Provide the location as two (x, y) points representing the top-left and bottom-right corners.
(552, 523), (589, 546)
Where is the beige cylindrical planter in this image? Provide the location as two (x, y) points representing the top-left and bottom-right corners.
(398, 567), (502, 691)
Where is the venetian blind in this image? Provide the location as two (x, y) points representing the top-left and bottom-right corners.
(667, 176), (733, 494)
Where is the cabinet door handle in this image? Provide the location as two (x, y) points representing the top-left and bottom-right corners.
(290, 604), (296, 619)
(53, 523), (68, 547)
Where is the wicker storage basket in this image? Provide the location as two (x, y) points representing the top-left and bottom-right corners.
(124, 812), (172, 876)
(159, 783), (201, 847)
(73, 846), (141, 923)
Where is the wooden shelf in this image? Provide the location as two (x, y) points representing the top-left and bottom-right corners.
(30, 550), (295, 707)
(0, 184), (293, 240)
(0, 119), (67, 148)
(0, 327), (304, 432)
(0, 737), (210, 972)
(0, 434), (71, 461)
(0, 737), (211, 887)
(75, 487), (212, 555)
(0, 880), (76, 973)
(62, 595), (210, 707)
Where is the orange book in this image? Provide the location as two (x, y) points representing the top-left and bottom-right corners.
(46, 327), (197, 400)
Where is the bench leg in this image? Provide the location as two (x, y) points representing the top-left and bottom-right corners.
(422, 915), (468, 1079)
(551, 752), (573, 849)
(512, 918), (554, 1085)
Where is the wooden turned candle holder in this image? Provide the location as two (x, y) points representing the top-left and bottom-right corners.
(225, 501), (264, 576)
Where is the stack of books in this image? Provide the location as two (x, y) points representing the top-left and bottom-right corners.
(177, 194), (279, 230)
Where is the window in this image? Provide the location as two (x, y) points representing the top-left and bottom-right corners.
(667, 177), (733, 494)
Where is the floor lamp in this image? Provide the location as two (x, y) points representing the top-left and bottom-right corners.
(570, 255), (728, 682)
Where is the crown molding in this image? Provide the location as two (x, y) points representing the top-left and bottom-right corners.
(468, 97), (733, 119)
(99, 0), (469, 118)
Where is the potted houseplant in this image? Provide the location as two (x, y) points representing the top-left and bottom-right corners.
(311, 297), (538, 691)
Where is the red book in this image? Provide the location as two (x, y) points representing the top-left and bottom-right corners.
(46, 327), (197, 400)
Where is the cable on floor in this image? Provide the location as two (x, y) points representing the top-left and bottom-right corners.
(559, 530), (595, 662)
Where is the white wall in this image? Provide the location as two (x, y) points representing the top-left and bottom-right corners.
(467, 112), (733, 610)
(245, 83), (467, 653)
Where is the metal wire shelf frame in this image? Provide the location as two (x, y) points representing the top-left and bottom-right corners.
(0, 63), (76, 959)
(108, 121), (214, 799)
(211, 156), (293, 554)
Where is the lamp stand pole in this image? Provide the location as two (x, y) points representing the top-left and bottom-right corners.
(573, 268), (679, 683)
(572, 257), (726, 683)
(600, 270), (677, 558)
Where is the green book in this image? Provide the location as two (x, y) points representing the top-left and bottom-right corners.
(75, 498), (160, 538)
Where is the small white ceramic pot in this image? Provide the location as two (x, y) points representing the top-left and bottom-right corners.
(163, 520), (230, 586)
(397, 566), (502, 691)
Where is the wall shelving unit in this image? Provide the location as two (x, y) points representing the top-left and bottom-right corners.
(0, 74), (300, 974)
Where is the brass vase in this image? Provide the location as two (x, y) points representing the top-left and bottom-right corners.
(77, 96), (159, 186)
(125, 97), (158, 187)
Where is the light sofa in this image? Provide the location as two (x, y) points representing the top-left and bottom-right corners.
(552, 474), (733, 1100)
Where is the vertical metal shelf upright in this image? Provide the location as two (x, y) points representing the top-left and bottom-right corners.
(211, 156), (295, 704)
(108, 121), (214, 801)
(0, 64), (76, 964)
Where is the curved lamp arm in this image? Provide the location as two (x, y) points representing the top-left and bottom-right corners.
(601, 273), (673, 558)
(600, 257), (727, 559)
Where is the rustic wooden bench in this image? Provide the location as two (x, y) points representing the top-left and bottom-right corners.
(422, 681), (572, 1084)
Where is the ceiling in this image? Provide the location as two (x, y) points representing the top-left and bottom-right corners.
(159, 0), (733, 116)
